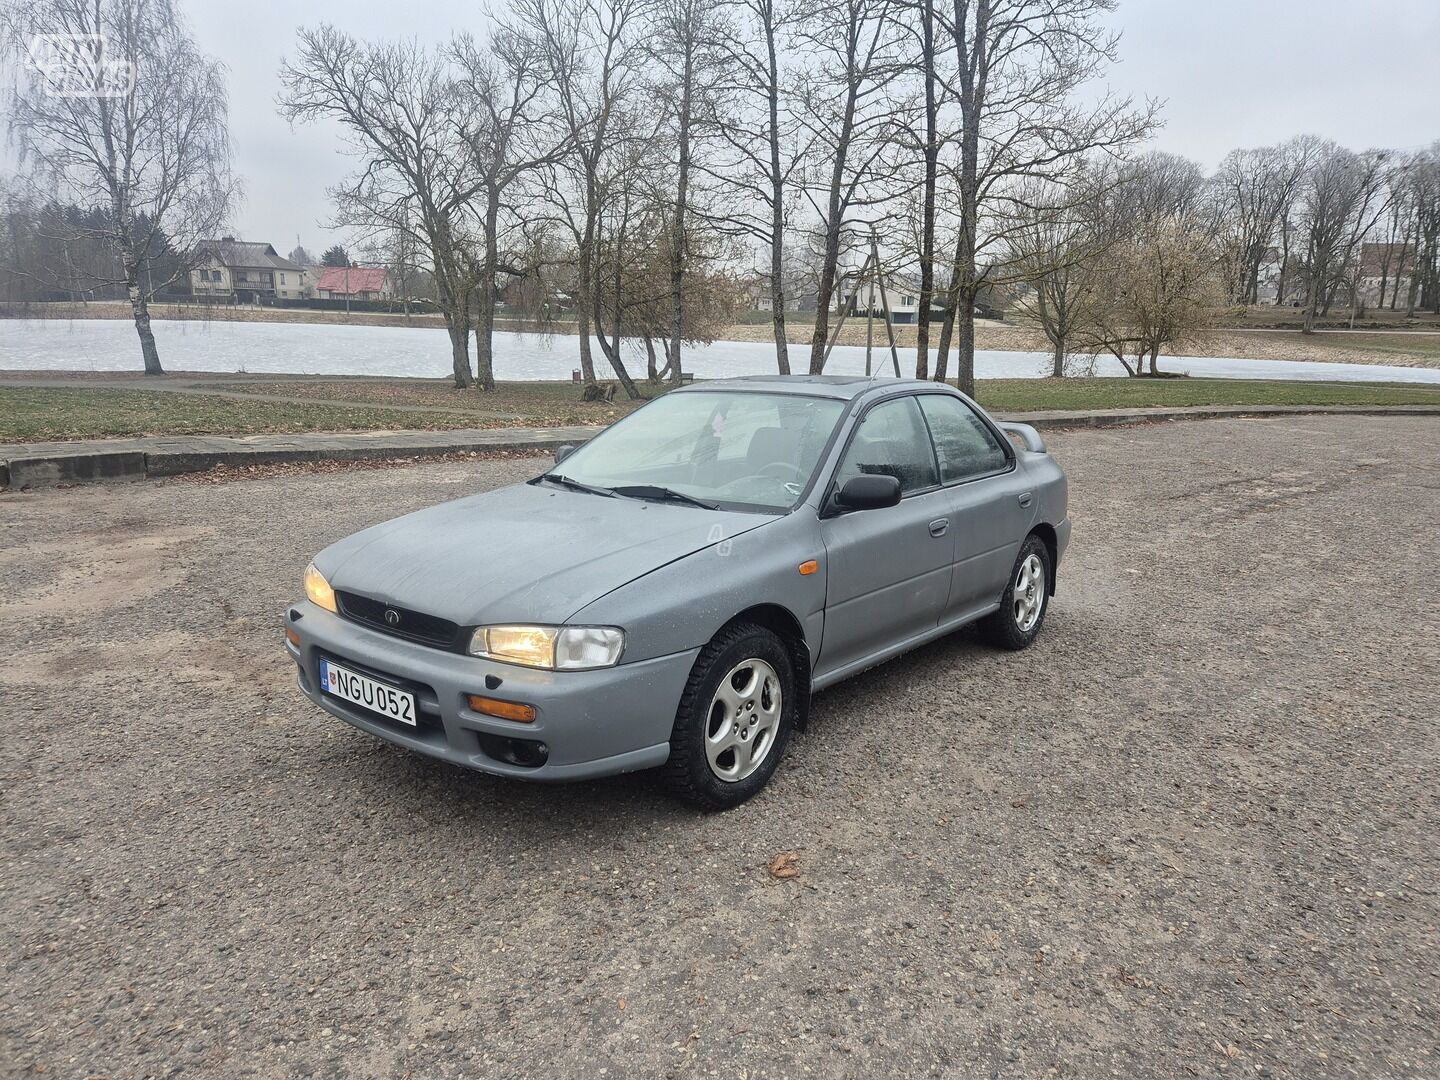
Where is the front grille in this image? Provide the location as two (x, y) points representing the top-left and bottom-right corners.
(336, 590), (461, 650)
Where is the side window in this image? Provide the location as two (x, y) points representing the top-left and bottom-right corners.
(918, 395), (1009, 482)
(834, 396), (938, 495)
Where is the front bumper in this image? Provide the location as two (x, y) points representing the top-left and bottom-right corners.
(284, 600), (697, 781)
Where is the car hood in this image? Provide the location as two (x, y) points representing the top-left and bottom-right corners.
(315, 481), (775, 626)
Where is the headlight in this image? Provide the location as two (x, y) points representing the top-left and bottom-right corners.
(468, 625), (625, 670)
(304, 563), (337, 613)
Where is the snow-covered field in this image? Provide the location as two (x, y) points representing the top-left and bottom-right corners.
(5, 317), (1440, 385)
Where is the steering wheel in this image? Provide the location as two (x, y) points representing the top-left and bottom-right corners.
(717, 461), (806, 498)
(754, 461), (805, 484)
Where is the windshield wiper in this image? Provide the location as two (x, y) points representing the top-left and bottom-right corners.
(610, 484), (719, 510)
(534, 473), (617, 498)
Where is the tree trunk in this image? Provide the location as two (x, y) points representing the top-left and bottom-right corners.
(1051, 340), (1065, 378)
(129, 279), (163, 375)
(948, 0), (986, 398)
(447, 320), (473, 388)
(575, 247), (599, 388)
(763, 9), (789, 375)
(668, 43), (693, 387)
(808, 250), (841, 375)
(474, 196), (501, 392)
(915, 0), (938, 381)
(593, 322), (643, 399)
(954, 283), (977, 397)
(807, 70), (860, 374)
(644, 334), (659, 381)
(933, 277), (957, 384)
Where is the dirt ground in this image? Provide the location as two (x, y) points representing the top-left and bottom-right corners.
(2, 416), (1437, 1078)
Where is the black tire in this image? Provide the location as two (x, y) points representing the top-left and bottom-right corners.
(658, 621), (797, 811)
(979, 533), (1052, 651)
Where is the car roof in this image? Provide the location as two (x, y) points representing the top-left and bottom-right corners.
(673, 375), (950, 402)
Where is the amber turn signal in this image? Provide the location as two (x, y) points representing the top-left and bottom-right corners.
(466, 695), (537, 723)
(284, 626), (301, 647)
(798, 560), (819, 576)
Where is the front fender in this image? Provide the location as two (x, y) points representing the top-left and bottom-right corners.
(570, 511), (826, 667)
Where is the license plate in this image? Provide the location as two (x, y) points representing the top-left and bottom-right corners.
(319, 658), (417, 726)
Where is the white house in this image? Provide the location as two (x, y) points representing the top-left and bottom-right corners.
(190, 238), (309, 300)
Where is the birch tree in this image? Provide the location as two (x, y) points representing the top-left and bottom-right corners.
(1, 0), (234, 374)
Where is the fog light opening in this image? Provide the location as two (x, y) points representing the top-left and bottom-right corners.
(476, 733), (549, 769)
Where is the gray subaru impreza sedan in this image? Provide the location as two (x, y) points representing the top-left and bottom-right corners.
(285, 375), (1069, 810)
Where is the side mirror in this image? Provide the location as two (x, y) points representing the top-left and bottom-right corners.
(834, 474), (901, 512)
(554, 444), (576, 465)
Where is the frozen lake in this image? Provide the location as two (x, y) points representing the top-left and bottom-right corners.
(4, 317), (1440, 385)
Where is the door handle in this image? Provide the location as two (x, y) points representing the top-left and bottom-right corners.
(1018, 491), (1033, 508)
(928, 518), (949, 537)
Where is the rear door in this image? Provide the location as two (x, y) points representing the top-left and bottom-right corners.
(916, 393), (1034, 617)
(816, 395), (954, 676)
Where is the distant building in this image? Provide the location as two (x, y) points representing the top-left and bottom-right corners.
(746, 276), (818, 314)
(1358, 242), (1414, 308)
(314, 266), (391, 301)
(191, 238), (309, 300)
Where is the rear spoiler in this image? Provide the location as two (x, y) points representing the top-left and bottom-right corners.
(998, 421), (1046, 454)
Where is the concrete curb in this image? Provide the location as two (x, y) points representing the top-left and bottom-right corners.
(3, 404), (1437, 490)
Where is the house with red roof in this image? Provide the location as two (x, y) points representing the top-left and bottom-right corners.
(314, 266), (391, 301)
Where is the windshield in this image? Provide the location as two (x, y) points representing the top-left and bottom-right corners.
(548, 390), (847, 512)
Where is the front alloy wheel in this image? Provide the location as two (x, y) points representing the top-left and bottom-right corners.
(705, 658), (782, 782)
(660, 621), (796, 811)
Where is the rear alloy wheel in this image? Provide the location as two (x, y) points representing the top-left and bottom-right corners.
(980, 534), (1052, 650)
(660, 622), (796, 811)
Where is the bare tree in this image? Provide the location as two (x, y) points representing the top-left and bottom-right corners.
(1, 0), (234, 373)
(1211, 138), (1314, 305)
(1397, 145), (1440, 315)
(646, 0), (728, 383)
(517, 0), (652, 396)
(454, 27), (565, 390)
(931, 0), (1154, 395)
(884, 0), (951, 378)
(1294, 143), (1391, 332)
(703, 0), (809, 372)
(1003, 175), (1109, 376)
(794, 0), (908, 374)
(280, 27), (481, 387)
(1088, 215), (1225, 376)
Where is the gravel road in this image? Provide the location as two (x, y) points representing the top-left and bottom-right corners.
(3, 416), (1436, 1079)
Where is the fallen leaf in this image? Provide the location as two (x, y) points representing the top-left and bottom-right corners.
(768, 851), (801, 880)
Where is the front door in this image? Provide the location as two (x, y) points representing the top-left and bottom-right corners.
(817, 395), (953, 677)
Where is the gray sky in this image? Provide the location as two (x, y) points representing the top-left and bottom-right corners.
(189, 0), (1440, 254)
